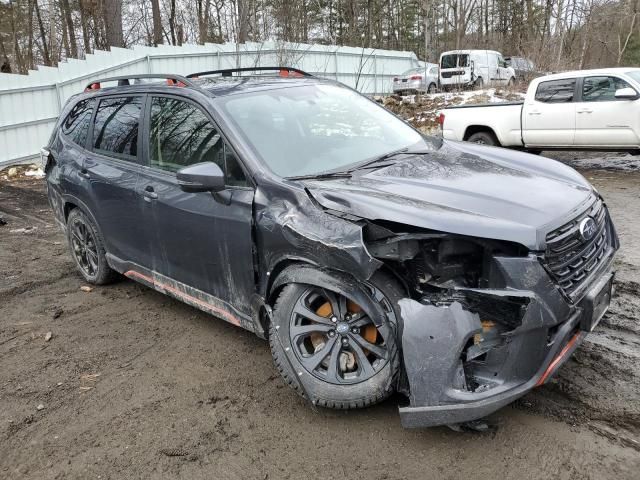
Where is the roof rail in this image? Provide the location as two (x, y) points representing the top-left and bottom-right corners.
(84, 74), (199, 92)
(186, 67), (312, 79)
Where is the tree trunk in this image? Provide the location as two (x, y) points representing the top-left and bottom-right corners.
(237, 0), (249, 43)
(79, 0), (92, 55)
(169, 0), (177, 45)
(34, 0), (51, 65)
(151, 0), (163, 45)
(61, 0), (78, 57)
(102, 0), (124, 48)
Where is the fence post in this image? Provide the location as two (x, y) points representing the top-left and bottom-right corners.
(146, 54), (151, 73)
(374, 54), (378, 95)
(54, 83), (62, 110)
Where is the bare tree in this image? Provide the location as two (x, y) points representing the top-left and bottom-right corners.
(103, 0), (124, 48)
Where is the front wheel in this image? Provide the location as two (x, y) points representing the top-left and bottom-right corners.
(427, 83), (437, 94)
(269, 271), (404, 409)
(475, 77), (484, 89)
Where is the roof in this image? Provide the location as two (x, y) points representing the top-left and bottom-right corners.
(194, 75), (331, 97)
(78, 71), (336, 100)
(538, 67), (640, 81)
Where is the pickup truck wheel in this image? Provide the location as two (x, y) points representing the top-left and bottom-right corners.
(467, 131), (498, 146)
(269, 271), (403, 409)
(66, 209), (118, 285)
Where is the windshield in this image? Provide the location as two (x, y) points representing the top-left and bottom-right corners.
(625, 70), (640, 85)
(218, 84), (434, 178)
(441, 54), (469, 69)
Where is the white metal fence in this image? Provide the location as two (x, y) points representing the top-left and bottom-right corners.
(0, 41), (420, 167)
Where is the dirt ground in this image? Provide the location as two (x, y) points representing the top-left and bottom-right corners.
(1, 158), (639, 479)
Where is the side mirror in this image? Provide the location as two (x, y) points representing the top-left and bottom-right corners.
(614, 87), (639, 100)
(176, 162), (225, 193)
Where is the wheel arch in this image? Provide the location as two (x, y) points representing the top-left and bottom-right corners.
(463, 125), (501, 145)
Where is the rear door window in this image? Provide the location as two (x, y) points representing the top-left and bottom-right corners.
(535, 79), (577, 103)
(441, 55), (468, 69)
(148, 96), (247, 186)
(92, 96), (142, 160)
(62, 99), (93, 147)
(582, 76), (635, 102)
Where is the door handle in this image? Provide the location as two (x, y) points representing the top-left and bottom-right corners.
(577, 109), (593, 114)
(528, 111), (541, 115)
(79, 168), (90, 179)
(143, 185), (158, 200)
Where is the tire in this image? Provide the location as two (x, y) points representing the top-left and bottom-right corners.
(507, 77), (515, 88)
(427, 83), (437, 94)
(467, 131), (498, 146)
(475, 77), (484, 89)
(269, 271), (404, 409)
(66, 208), (117, 285)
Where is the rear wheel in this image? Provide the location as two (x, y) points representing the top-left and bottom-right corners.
(467, 131), (498, 146)
(66, 209), (117, 285)
(427, 83), (437, 94)
(475, 77), (484, 89)
(269, 271), (403, 409)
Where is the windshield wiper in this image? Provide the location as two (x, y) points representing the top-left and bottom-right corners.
(286, 171), (353, 181)
(286, 147), (433, 181)
(348, 147), (434, 172)
(347, 147), (410, 172)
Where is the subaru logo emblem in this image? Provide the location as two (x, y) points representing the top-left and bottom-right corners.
(579, 217), (597, 241)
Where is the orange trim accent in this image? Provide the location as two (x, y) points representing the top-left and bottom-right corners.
(536, 332), (581, 386)
(125, 270), (241, 327)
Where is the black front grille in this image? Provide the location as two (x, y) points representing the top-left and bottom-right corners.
(545, 199), (612, 297)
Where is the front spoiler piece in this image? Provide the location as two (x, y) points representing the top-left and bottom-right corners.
(399, 302), (585, 428)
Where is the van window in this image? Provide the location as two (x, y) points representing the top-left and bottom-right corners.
(582, 76), (634, 102)
(535, 79), (576, 103)
(62, 99), (93, 147)
(92, 97), (142, 160)
(441, 54), (468, 69)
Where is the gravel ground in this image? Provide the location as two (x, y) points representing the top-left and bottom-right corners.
(1, 157), (639, 479)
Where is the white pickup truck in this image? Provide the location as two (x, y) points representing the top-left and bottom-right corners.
(440, 68), (640, 154)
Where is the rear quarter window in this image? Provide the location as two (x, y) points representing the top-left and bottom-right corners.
(535, 79), (576, 103)
(61, 99), (93, 147)
(92, 96), (143, 160)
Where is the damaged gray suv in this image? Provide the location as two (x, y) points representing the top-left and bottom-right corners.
(43, 68), (618, 428)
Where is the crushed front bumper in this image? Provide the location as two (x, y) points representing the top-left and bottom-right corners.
(398, 254), (615, 428)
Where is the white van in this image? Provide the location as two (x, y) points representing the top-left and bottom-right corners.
(439, 50), (515, 89)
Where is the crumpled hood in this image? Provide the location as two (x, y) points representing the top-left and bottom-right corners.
(304, 141), (596, 250)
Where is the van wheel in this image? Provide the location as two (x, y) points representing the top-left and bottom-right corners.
(427, 83), (437, 94)
(475, 77), (484, 89)
(467, 131), (498, 146)
(507, 77), (515, 88)
(269, 271), (403, 409)
(66, 209), (117, 285)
